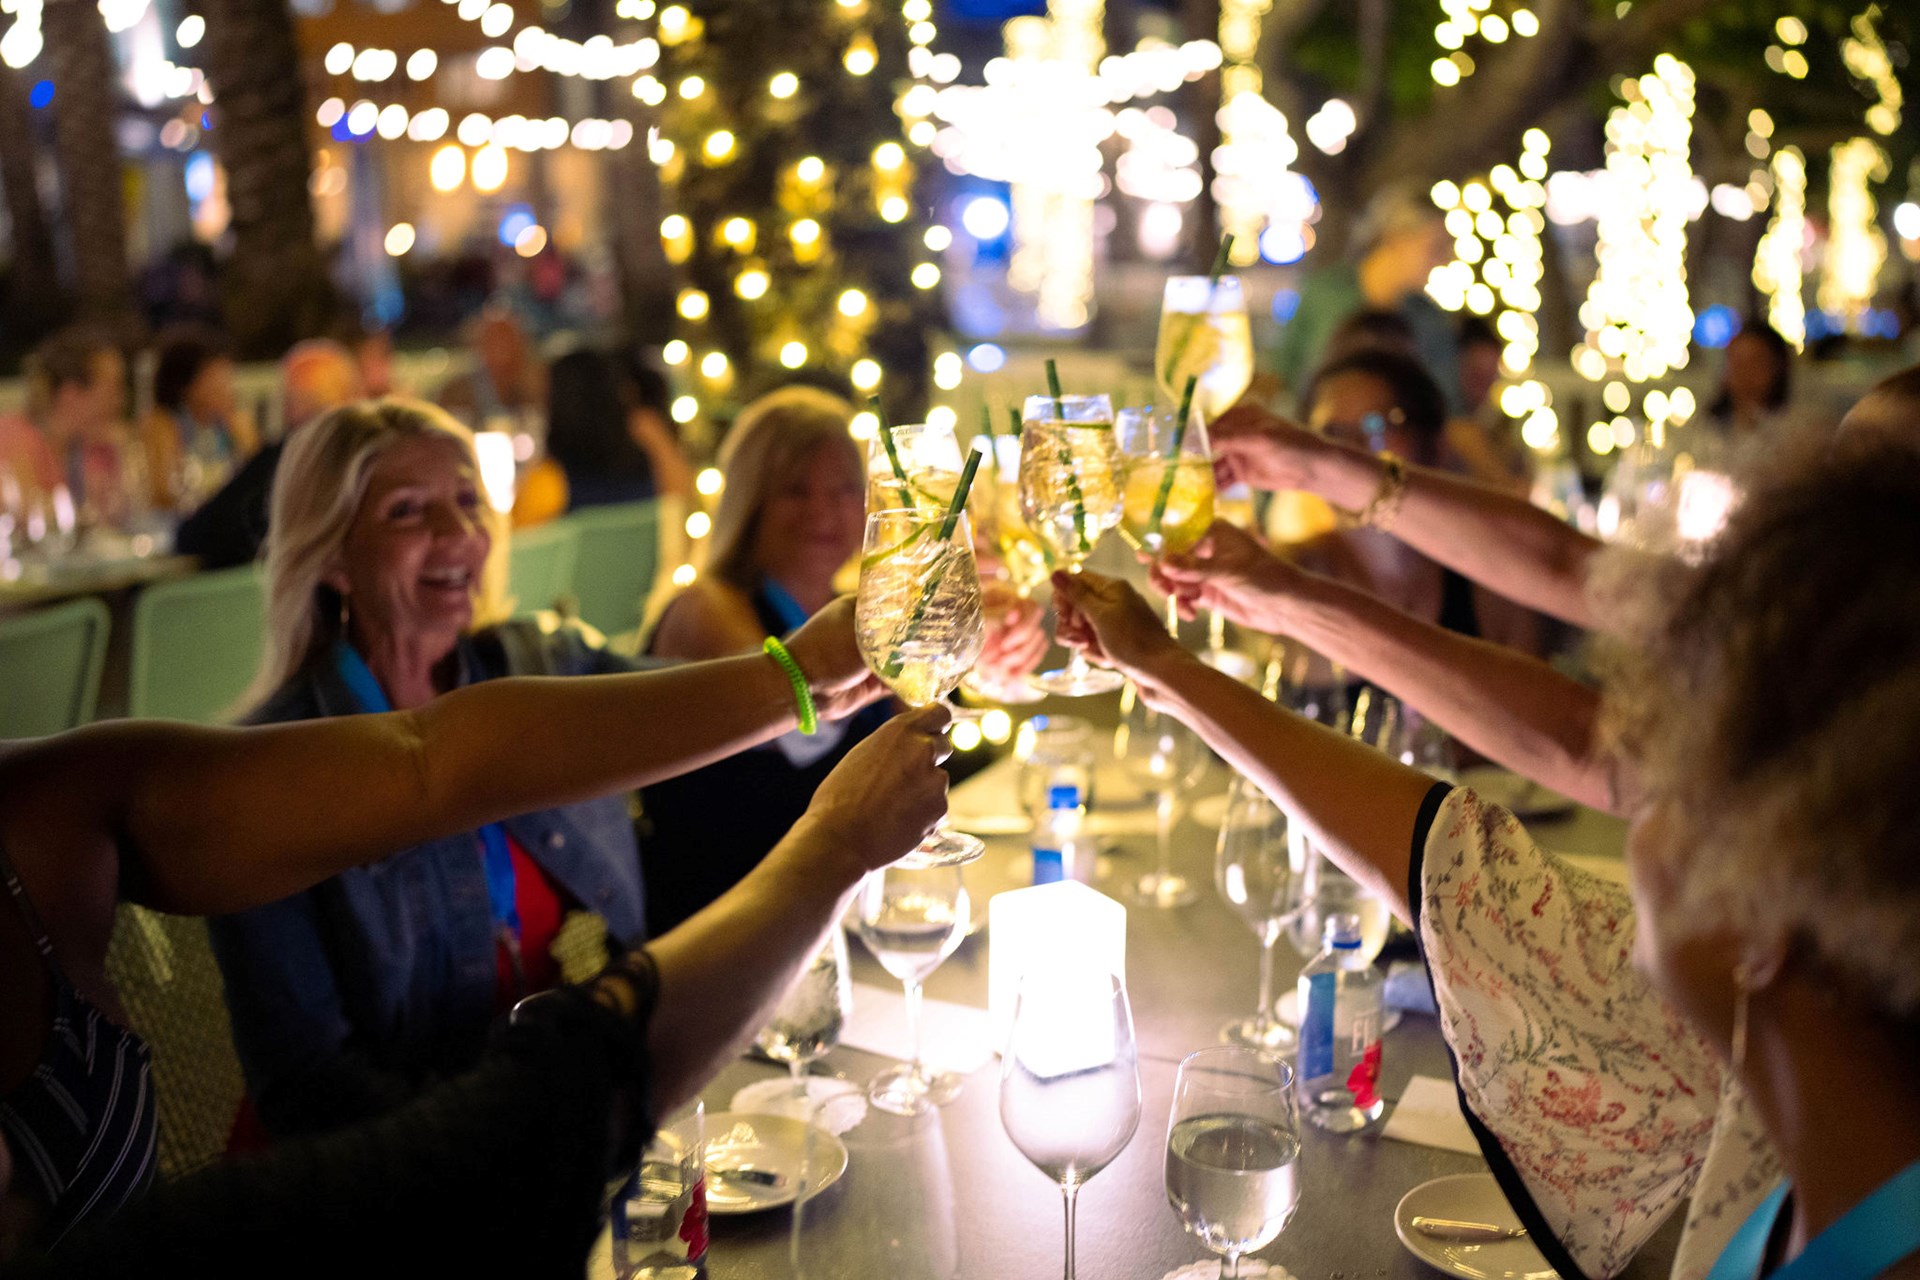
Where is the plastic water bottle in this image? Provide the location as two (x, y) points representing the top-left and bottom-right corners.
(1030, 783), (1089, 886)
(1296, 912), (1384, 1133)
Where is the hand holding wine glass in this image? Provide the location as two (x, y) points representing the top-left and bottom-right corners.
(1001, 968), (1141, 1280)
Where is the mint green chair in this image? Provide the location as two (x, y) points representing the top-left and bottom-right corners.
(129, 564), (267, 723)
(0, 597), (111, 737)
(560, 500), (661, 639)
(508, 521), (580, 618)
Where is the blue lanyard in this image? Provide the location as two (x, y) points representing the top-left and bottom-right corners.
(331, 643), (520, 936)
(1706, 1159), (1920, 1280)
(758, 578), (810, 634)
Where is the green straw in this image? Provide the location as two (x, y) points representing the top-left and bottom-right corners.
(1162, 233), (1237, 389)
(1040, 359), (1090, 555)
(1007, 406), (1023, 440)
(1045, 359), (1063, 418)
(1148, 373), (1201, 540)
(870, 394), (908, 484)
(884, 443), (986, 678)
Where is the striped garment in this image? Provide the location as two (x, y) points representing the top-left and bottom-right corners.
(0, 846), (158, 1248)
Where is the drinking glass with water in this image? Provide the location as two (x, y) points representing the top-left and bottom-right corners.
(1163, 1047), (1302, 1279)
(613, 1100), (708, 1280)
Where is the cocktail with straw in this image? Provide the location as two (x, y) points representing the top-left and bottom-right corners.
(865, 397), (964, 516)
(855, 445), (989, 867)
(1018, 361), (1126, 697)
(959, 407), (1049, 706)
(1118, 377), (1216, 633)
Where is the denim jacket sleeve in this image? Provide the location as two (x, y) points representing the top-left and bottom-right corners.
(205, 891), (416, 1137)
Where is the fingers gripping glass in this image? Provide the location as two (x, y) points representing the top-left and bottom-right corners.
(1018, 393), (1127, 697)
(856, 508), (988, 867)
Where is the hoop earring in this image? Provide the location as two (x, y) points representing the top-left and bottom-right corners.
(1729, 962), (1754, 1074)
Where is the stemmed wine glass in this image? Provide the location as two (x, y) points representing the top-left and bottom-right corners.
(1164, 1047), (1303, 1280)
(1001, 967), (1142, 1280)
(1213, 775), (1299, 1051)
(752, 928), (855, 1115)
(1117, 405), (1216, 634)
(1116, 682), (1208, 908)
(1018, 392), (1126, 697)
(855, 506), (987, 867)
(867, 421), (964, 515)
(852, 863), (971, 1116)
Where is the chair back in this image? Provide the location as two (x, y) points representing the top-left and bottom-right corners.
(507, 521), (579, 617)
(129, 564), (266, 722)
(559, 500), (660, 639)
(0, 597), (110, 737)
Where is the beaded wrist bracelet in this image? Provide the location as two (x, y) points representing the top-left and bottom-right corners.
(762, 636), (819, 736)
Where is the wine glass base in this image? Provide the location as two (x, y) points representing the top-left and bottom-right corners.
(1156, 1261), (1278, 1280)
(960, 672), (1046, 705)
(1130, 871), (1199, 909)
(1272, 987), (1403, 1035)
(866, 1062), (961, 1116)
(1220, 1017), (1297, 1052)
(1028, 665), (1125, 697)
(893, 827), (986, 869)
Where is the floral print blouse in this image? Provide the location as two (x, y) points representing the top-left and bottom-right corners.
(1410, 785), (1784, 1280)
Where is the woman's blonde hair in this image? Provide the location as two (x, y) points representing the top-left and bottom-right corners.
(247, 397), (509, 706)
(1595, 420), (1920, 1022)
(704, 385), (862, 590)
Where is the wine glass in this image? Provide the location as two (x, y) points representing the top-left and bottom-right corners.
(1018, 392), (1126, 697)
(867, 421), (964, 515)
(1164, 1047), (1302, 1280)
(1117, 405), (1216, 634)
(1001, 967), (1142, 1280)
(1283, 831), (1390, 968)
(1213, 776), (1299, 1051)
(852, 863), (972, 1116)
(855, 506), (988, 867)
(1115, 682), (1208, 909)
(753, 928), (855, 1115)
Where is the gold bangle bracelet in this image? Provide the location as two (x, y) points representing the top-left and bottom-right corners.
(1358, 452), (1408, 532)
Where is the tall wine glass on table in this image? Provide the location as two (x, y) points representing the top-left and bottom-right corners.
(1001, 967), (1142, 1280)
(855, 470), (988, 867)
(853, 862), (971, 1115)
(1019, 366), (1126, 697)
(752, 928), (855, 1117)
(1163, 1046), (1303, 1280)
(1115, 683), (1208, 909)
(1214, 776), (1299, 1051)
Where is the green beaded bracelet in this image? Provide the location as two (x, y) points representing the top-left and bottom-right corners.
(762, 636), (818, 736)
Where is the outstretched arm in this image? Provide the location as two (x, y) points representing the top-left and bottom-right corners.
(1210, 402), (1602, 628)
(1153, 523), (1619, 814)
(1052, 571), (1433, 925)
(0, 600), (884, 919)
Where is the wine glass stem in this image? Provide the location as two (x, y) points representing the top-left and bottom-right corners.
(1254, 935), (1276, 1037)
(903, 977), (926, 1084)
(1222, 1250), (1242, 1279)
(789, 1057), (807, 1104)
(1208, 608), (1227, 653)
(1060, 1183), (1080, 1280)
(1155, 790), (1176, 880)
(1163, 590), (1180, 637)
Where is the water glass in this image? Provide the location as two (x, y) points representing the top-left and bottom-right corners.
(852, 863), (971, 1115)
(612, 1099), (708, 1280)
(753, 929), (854, 1112)
(1002, 968), (1142, 1280)
(1164, 1048), (1302, 1279)
(1213, 776), (1299, 1051)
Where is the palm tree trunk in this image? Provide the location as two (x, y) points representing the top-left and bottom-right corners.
(42, 0), (137, 341)
(0, 60), (65, 338)
(196, 0), (334, 358)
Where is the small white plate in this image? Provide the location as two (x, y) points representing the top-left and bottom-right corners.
(702, 1112), (849, 1216)
(1393, 1173), (1558, 1280)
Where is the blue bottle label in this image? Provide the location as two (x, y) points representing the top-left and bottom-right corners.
(1032, 848), (1064, 884)
(1299, 971), (1336, 1081)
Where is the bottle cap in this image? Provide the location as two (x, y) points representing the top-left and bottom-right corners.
(1047, 783), (1082, 810)
(1323, 912), (1363, 949)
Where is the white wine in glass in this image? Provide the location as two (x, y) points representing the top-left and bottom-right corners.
(853, 863), (971, 1115)
(1018, 392), (1125, 697)
(1001, 968), (1141, 1280)
(1164, 1047), (1302, 1279)
(1117, 406), (1216, 560)
(1156, 275), (1253, 422)
(856, 507), (987, 867)
(867, 422), (963, 515)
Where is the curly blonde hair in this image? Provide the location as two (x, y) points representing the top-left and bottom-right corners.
(1596, 421), (1920, 1020)
(247, 398), (510, 706)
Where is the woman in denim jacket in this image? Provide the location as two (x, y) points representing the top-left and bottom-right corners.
(209, 398), (866, 1139)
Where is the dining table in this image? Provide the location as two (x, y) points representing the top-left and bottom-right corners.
(594, 711), (1680, 1280)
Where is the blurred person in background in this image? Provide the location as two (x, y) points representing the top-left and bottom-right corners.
(211, 398), (885, 1140)
(0, 328), (135, 530)
(176, 340), (362, 569)
(1274, 184), (1460, 412)
(1443, 313), (1532, 492)
(141, 327), (259, 513)
(1707, 319), (1794, 445)
(436, 308), (546, 441)
(543, 348), (693, 510)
